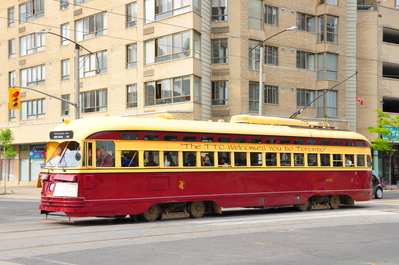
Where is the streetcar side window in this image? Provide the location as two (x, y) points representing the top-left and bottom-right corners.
(218, 136), (231, 142)
(321, 154), (331, 166)
(266, 138), (276, 144)
(183, 152), (197, 166)
(144, 134), (159, 140)
(320, 140), (330, 146)
(333, 154), (343, 167)
(294, 153), (304, 166)
(250, 138), (262, 143)
(121, 133), (138, 140)
(265, 153), (276, 166)
(333, 141), (342, 146)
(183, 135), (197, 142)
(307, 140), (317, 145)
(234, 137), (246, 143)
(345, 154), (354, 167)
(357, 155), (365, 167)
(144, 151), (159, 166)
(121, 150), (138, 167)
(345, 141), (354, 146)
(218, 152), (231, 166)
(294, 139), (304, 145)
(307, 153), (318, 166)
(250, 152), (262, 166)
(235, 152), (247, 166)
(201, 152), (214, 166)
(163, 151), (178, 166)
(95, 141), (115, 167)
(164, 135), (178, 141)
(280, 139), (290, 144)
(201, 136), (214, 142)
(280, 153), (291, 166)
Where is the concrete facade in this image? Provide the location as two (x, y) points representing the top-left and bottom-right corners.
(1, 0), (399, 184)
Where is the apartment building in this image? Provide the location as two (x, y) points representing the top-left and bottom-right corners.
(1, 0), (399, 185)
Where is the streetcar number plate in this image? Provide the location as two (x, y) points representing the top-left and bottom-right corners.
(53, 182), (78, 197)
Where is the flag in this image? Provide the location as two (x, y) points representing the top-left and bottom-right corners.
(356, 96), (364, 105)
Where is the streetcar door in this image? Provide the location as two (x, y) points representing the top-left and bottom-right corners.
(83, 141), (95, 167)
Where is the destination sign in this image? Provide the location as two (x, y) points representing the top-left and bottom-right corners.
(50, 131), (73, 140)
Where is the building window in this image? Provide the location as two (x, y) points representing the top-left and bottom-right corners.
(145, 75), (198, 106)
(80, 89), (108, 113)
(145, 0), (195, 23)
(19, 0), (44, 23)
(61, 23), (70, 46)
(265, 46), (278, 65)
(296, 12), (315, 33)
(265, 85), (278, 104)
(75, 12), (107, 41)
(75, 0), (92, 4)
(9, 71), (16, 86)
(61, 0), (69, 10)
(20, 65), (46, 87)
(127, 84), (137, 108)
(212, 81), (228, 106)
(20, 33), (45, 56)
(318, 0), (337, 5)
(9, 109), (16, 122)
(126, 2), (137, 28)
(249, 82), (259, 111)
(8, 7), (15, 27)
(61, 95), (70, 116)
(212, 0), (228, 22)
(318, 15), (338, 43)
(249, 40), (261, 71)
(21, 98), (46, 120)
(396, 0), (399, 8)
(297, 89), (315, 107)
(211, 39), (228, 64)
(145, 31), (199, 64)
(8, 39), (16, 59)
(296, 51), (315, 70)
(80, 51), (107, 77)
(249, 0), (262, 29)
(264, 5), (278, 26)
(61, 59), (70, 81)
(317, 53), (338, 80)
(317, 90), (337, 117)
(127, 43), (137, 68)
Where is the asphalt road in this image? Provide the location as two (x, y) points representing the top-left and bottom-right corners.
(1, 191), (399, 265)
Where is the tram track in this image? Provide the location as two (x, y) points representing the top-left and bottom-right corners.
(1, 208), (398, 255)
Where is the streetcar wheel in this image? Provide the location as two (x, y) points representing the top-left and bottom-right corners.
(296, 200), (310, 211)
(189, 201), (205, 218)
(329, 195), (341, 209)
(141, 204), (160, 222)
(375, 187), (383, 199)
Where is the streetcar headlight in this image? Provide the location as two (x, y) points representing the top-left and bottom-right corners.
(49, 183), (55, 191)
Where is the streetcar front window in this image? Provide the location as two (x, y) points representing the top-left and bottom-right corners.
(58, 141), (81, 167)
(46, 142), (68, 167)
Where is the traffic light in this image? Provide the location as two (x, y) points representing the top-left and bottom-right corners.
(9, 88), (21, 109)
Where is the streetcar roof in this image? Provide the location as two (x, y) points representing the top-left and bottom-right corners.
(48, 116), (369, 142)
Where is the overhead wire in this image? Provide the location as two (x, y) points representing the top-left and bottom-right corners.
(0, 1), (396, 80)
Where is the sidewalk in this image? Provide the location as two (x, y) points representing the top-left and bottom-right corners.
(0, 185), (41, 200)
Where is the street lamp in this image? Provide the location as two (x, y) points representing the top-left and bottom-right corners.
(36, 30), (93, 120)
(249, 26), (297, 116)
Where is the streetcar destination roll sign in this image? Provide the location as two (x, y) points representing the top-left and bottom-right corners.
(50, 131), (73, 139)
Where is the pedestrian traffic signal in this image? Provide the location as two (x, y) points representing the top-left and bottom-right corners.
(9, 88), (21, 109)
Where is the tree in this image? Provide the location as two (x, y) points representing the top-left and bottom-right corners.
(0, 128), (16, 194)
(367, 110), (399, 184)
